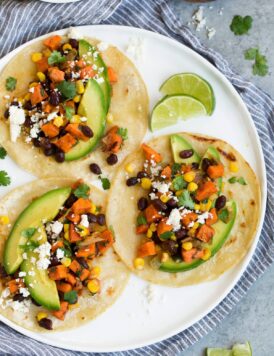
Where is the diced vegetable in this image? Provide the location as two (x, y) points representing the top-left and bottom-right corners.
(196, 181), (217, 201)
(138, 241), (157, 258)
(71, 198), (92, 214)
(102, 126), (123, 153)
(48, 67), (65, 83)
(65, 123), (89, 141)
(97, 229), (114, 254)
(30, 84), (48, 105)
(207, 164), (224, 179)
(41, 123), (60, 138)
(69, 224), (82, 243)
(54, 133), (77, 153)
(136, 224), (149, 234)
(43, 35), (62, 51)
(157, 218), (172, 237)
(196, 224), (215, 243)
(69, 259), (81, 274)
(52, 300), (68, 320)
(48, 265), (68, 280)
(141, 143), (162, 163)
(107, 67), (118, 83)
(206, 208), (218, 225)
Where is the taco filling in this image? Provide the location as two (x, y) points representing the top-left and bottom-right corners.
(0, 180), (115, 330)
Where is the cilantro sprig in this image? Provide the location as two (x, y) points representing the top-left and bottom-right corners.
(99, 176), (111, 190)
(244, 48), (268, 76)
(57, 81), (76, 100)
(117, 128), (128, 141)
(218, 208), (229, 223)
(5, 77), (17, 91)
(172, 176), (186, 191)
(160, 231), (173, 240)
(64, 290), (78, 304)
(48, 51), (66, 66)
(137, 215), (147, 226)
(73, 183), (90, 199)
(228, 176), (247, 185)
(0, 147), (7, 160)
(177, 190), (195, 209)
(0, 171), (11, 187)
(230, 15), (253, 35)
(64, 106), (75, 120)
(21, 227), (37, 239)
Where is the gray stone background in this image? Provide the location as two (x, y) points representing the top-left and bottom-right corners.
(168, 0), (273, 355)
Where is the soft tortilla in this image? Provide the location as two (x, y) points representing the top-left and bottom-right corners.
(107, 133), (261, 287)
(0, 36), (149, 181)
(0, 178), (129, 331)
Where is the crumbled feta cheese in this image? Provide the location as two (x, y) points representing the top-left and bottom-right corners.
(34, 242), (51, 270)
(51, 221), (63, 235)
(152, 181), (171, 195)
(18, 272), (26, 278)
(95, 77), (104, 84)
(9, 106), (26, 142)
(197, 211), (212, 225)
(2, 288), (10, 299)
(29, 87), (35, 93)
(30, 123), (40, 138)
(80, 214), (89, 228)
(207, 27), (216, 39)
(22, 253), (27, 260)
(192, 7), (206, 31)
(149, 192), (157, 200)
(30, 256), (37, 264)
(92, 64), (98, 71)
(167, 209), (181, 231)
(80, 116), (87, 122)
(68, 27), (83, 39)
(71, 71), (80, 79)
(47, 112), (58, 122)
(126, 37), (144, 62)
(97, 42), (109, 52)
(56, 248), (65, 260)
(19, 287), (30, 298)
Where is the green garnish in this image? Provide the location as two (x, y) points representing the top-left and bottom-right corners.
(74, 183), (90, 199)
(178, 190), (195, 209)
(99, 176), (111, 190)
(64, 106), (75, 120)
(21, 227), (37, 239)
(64, 290), (78, 304)
(57, 81), (76, 100)
(117, 127), (128, 141)
(160, 231), (173, 240)
(5, 77), (17, 91)
(228, 176), (247, 185)
(0, 147), (7, 160)
(137, 215), (147, 226)
(20, 241), (39, 252)
(230, 15), (253, 35)
(171, 163), (181, 176)
(244, 48), (268, 76)
(0, 171), (11, 186)
(218, 208), (229, 223)
(48, 50), (66, 65)
(172, 176), (186, 191)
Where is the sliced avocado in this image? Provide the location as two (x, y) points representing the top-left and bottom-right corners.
(160, 201), (237, 272)
(78, 39), (111, 112)
(20, 227), (60, 310)
(171, 134), (201, 165)
(4, 187), (71, 274)
(65, 79), (106, 161)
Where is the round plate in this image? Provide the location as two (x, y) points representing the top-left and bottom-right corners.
(39, 0), (82, 3)
(0, 25), (267, 352)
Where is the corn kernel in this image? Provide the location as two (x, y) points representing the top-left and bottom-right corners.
(29, 82), (38, 88)
(183, 171), (195, 183)
(42, 48), (52, 58)
(149, 223), (157, 232)
(37, 71), (46, 82)
(194, 204), (200, 211)
(187, 182), (198, 192)
(53, 116), (64, 127)
(24, 93), (31, 101)
(160, 195), (169, 203)
(229, 161), (239, 173)
(36, 312), (48, 321)
(61, 257), (71, 267)
(71, 114), (81, 123)
(90, 202), (97, 214)
(64, 224), (69, 233)
(146, 228), (153, 238)
(141, 177), (152, 190)
(202, 248), (211, 261)
(175, 190), (183, 197)
(200, 203), (207, 212)
(76, 80), (85, 94)
(69, 302), (79, 310)
(0, 216), (9, 225)
(205, 200), (212, 211)
(87, 279), (100, 294)
(31, 52), (42, 62)
(73, 95), (81, 103)
(106, 113), (114, 124)
(161, 252), (169, 263)
(183, 242), (193, 251)
(170, 234), (177, 241)
(134, 257), (145, 270)
(63, 43), (72, 51)
(90, 266), (101, 278)
(125, 163), (134, 173)
(64, 231), (70, 240)
(79, 226), (89, 237)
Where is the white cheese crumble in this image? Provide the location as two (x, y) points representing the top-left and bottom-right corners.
(56, 248), (65, 260)
(22, 253), (27, 260)
(19, 287), (30, 298)
(207, 27), (216, 40)
(68, 27), (83, 40)
(51, 221), (63, 235)
(197, 211), (212, 225)
(9, 106), (26, 142)
(192, 7), (206, 31)
(18, 272), (26, 278)
(152, 181), (171, 195)
(167, 209), (181, 231)
(34, 242), (51, 270)
(80, 214), (89, 228)
(126, 37), (144, 62)
(97, 41), (109, 52)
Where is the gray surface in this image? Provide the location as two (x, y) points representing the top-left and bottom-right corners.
(169, 0), (273, 355)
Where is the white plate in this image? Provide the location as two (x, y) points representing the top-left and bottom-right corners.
(0, 25), (267, 352)
(40, 0), (82, 3)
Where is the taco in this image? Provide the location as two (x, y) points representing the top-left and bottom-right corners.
(0, 178), (129, 331)
(0, 31), (148, 180)
(107, 133), (261, 287)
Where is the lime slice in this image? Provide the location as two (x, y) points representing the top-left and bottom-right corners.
(160, 73), (215, 115)
(232, 342), (252, 356)
(150, 94), (207, 131)
(207, 348), (232, 356)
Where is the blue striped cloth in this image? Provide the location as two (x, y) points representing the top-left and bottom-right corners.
(0, 0), (273, 355)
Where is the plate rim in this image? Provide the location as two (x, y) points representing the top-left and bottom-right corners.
(0, 24), (267, 352)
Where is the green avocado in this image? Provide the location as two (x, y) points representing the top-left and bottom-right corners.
(65, 79), (106, 161)
(159, 201), (237, 273)
(20, 228), (60, 310)
(170, 134), (201, 165)
(3, 187), (71, 274)
(78, 39), (111, 112)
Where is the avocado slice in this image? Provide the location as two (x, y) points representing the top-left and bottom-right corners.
(171, 134), (201, 165)
(65, 79), (106, 161)
(4, 187), (71, 274)
(159, 201), (237, 272)
(78, 39), (111, 112)
(20, 228), (60, 310)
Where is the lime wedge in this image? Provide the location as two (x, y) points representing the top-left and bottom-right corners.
(207, 348), (232, 356)
(232, 342), (252, 356)
(160, 73), (215, 115)
(150, 94), (207, 131)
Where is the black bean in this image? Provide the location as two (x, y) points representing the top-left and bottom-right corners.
(192, 162), (199, 170)
(153, 199), (167, 211)
(201, 158), (212, 172)
(49, 90), (60, 106)
(80, 125), (93, 138)
(44, 147), (55, 156)
(13, 294), (25, 302)
(55, 151), (65, 163)
(89, 163), (102, 175)
(49, 255), (59, 267)
(87, 213), (97, 223)
(23, 117), (32, 128)
(24, 101), (33, 111)
(33, 138), (41, 148)
(126, 177), (138, 186)
(167, 198), (178, 209)
(65, 71), (73, 80)
(40, 137), (52, 150)
(0, 264), (8, 278)
(69, 39), (79, 49)
(10, 101), (19, 107)
(36, 103), (42, 112)
(64, 194), (78, 208)
(179, 149), (193, 159)
(137, 197), (148, 211)
(175, 228), (187, 240)
(4, 109), (9, 119)
(77, 257), (89, 269)
(137, 171), (147, 179)
(161, 240), (178, 256)
(59, 127), (67, 137)
(97, 214), (106, 226)
(215, 195), (227, 211)
(151, 231), (162, 245)
(106, 153), (118, 165)
(38, 318), (53, 330)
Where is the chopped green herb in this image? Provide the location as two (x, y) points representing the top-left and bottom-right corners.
(230, 15), (253, 35)
(244, 48), (269, 76)
(20, 240), (39, 252)
(48, 50), (66, 66)
(21, 227), (37, 239)
(64, 290), (78, 304)
(171, 163), (181, 176)
(60, 247), (72, 258)
(244, 48), (257, 60)
(99, 176), (111, 190)
(74, 183), (90, 199)
(237, 177), (247, 185)
(0, 171), (11, 186)
(172, 176), (186, 191)
(0, 147), (7, 160)
(65, 105), (75, 120)
(218, 208), (229, 223)
(160, 231), (173, 240)
(137, 215), (147, 226)
(117, 127), (128, 141)
(5, 77), (17, 91)
(178, 190), (195, 209)
(57, 80), (76, 100)
(228, 176), (237, 184)
(228, 176), (247, 185)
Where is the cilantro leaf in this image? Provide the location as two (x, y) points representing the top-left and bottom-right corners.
(244, 48), (257, 60)
(244, 48), (269, 77)
(237, 177), (247, 185)
(48, 50), (66, 66)
(64, 290), (78, 304)
(172, 176), (186, 191)
(73, 183), (90, 198)
(5, 77), (17, 91)
(228, 176), (237, 184)
(0, 147), (7, 160)
(228, 176), (247, 185)
(64, 106), (75, 120)
(137, 215), (147, 226)
(21, 227), (37, 238)
(171, 163), (181, 176)
(160, 231), (173, 240)
(57, 81), (76, 100)
(20, 240), (39, 252)
(99, 176), (111, 190)
(230, 15), (253, 35)
(218, 208), (229, 223)
(0, 171), (11, 186)
(177, 190), (195, 209)
(117, 127), (128, 141)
